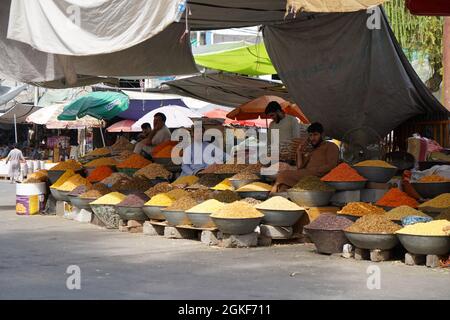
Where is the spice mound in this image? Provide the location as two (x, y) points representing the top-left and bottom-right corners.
(57, 174), (91, 192)
(290, 176), (335, 192)
(50, 170), (75, 189)
(385, 206), (430, 221)
(211, 201), (264, 219)
(117, 154), (151, 169)
(68, 185), (91, 197)
(230, 172), (260, 180)
(80, 184), (110, 199)
(86, 148), (110, 157)
(145, 182), (174, 198)
(23, 170), (48, 183)
(87, 166), (114, 182)
(85, 157), (118, 168)
(186, 199), (225, 214)
(255, 196), (302, 211)
(112, 176), (152, 193)
(117, 193), (149, 208)
(134, 163), (171, 179)
(418, 175), (450, 183)
(419, 193), (450, 209)
(188, 189), (214, 201)
(436, 209), (450, 221)
(376, 188), (419, 208)
(354, 160), (396, 168)
(101, 172), (131, 186)
(241, 198), (262, 206)
(321, 163), (367, 182)
(338, 202), (385, 217)
(211, 178), (234, 191)
(166, 189), (190, 200)
(237, 182), (272, 192)
(190, 175), (224, 189)
(172, 175), (198, 186)
(213, 190), (241, 203)
(145, 193), (174, 207)
(344, 215), (401, 234)
(50, 159), (83, 171)
(305, 213), (353, 231)
(202, 164), (248, 174)
(90, 192), (126, 205)
(164, 196), (198, 211)
(396, 220), (450, 236)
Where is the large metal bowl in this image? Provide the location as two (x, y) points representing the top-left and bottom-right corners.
(211, 217), (262, 235)
(186, 212), (216, 228)
(344, 231), (399, 250)
(161, 210), (191, 226)
(325, 181), (367, 191)
(90, 204), (121, 229)
(50, 188), (66, 202)
(48, 169), (84, 184)
(58, 190), (71, 202)
(353, 166), (397, 183)
(142, 205), (166, 220)
(68, 196), (95, 210)
(115, 206), (147, 221)
(229, 179), (259, 190)
(259, 209), (304, 227)
(237, 191), (270, 201)
(287, 190), (334, 207)
(397, 234), (450, 255)
(411, 182), (450, 199)
(304, 228), (350, 254)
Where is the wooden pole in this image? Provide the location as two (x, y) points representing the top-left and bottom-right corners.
(444, 17), (450, 110)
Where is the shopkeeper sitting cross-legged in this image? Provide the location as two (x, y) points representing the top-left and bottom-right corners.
(134, 112), (171, 156)
(270, 122), (339, 194)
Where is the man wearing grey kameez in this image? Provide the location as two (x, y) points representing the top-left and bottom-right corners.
(5, 144), (25, 183)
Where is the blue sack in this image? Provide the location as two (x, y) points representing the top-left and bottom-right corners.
(401, 216), (433, 227)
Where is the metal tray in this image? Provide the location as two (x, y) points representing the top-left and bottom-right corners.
(162, 210), (191, 226)
(186, 212), (216, 228)
(211, 217), (262, 235)
(259, 209), (304, 227)
(287, 190), (334, 207)
(344, 231), (399, 250)
(115, 206), (147, 221)
(353, 166), (397, 183)
(142, 205), (166, 220)
(397, 234), (450, 256)
(325, 181), (367, 191)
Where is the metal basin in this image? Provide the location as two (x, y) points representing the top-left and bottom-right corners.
(354, 166), (397, 183)
(50, 188), (66, 201)
(229, 179), (259, 190)
(336, 213), (360, 222)
(237, 191), (270, 201)
(259, 209), (304, 227)
(411, 182), (450, 199)
(287, 190), (334, 207)
(304, 228), (350, 254)
(90, 204), (121, 229)
(344, 231), (399, 250)
(68, 196), (94, 210)
(162, 210), (191, 226)
(211, 217), (262, 235)
(397, 234), (450, 255)
(186, 212), (216, 228)
(115, 206), (147, 221)
(142, 205), (166, 220)
(58, 191), (71, 202)
(325, 181), (366, 191)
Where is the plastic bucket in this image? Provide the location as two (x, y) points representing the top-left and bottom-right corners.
(16, 182), (47, 215)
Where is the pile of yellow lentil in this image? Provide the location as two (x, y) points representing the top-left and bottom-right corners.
(396, 220), (450, 236)
(210, 201), (264, 219)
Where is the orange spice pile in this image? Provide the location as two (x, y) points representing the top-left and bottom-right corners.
(376, 188), (419, 208)
(321, 163), (366, 182)
(117, 154), (151, 169)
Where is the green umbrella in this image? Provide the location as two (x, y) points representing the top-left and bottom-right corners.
(58, 91), (129, 121)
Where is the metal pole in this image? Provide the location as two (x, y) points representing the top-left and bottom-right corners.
(444, 17), (450, 111)
(14, 114), (18, 144)
(99, 122), (106, 147)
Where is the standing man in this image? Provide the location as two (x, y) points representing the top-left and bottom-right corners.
(134, 113), (171, 155)
(265, 101), (301, 146)
(5, 144), (25, 184)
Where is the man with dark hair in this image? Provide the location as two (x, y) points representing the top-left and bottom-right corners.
(134, 113), (171, 154)
(265, 101), (301, 145)
(271, 122), (339, 193)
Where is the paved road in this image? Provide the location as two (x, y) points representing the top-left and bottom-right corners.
(0, 182), (449, 300)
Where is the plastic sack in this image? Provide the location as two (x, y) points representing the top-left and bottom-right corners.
(401, 215), (433, 227)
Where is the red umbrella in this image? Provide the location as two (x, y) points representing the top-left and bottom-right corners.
(106, 119), (139, 132)
(205, 109), (270, 128)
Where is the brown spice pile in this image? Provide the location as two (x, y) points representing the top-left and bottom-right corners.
(164, 196), (198, 211)
(189, 175), (224, 189)
(230, 172), (260, 180)
(145, 182), (174, 198)
(339, 202), (386, 217)
(213, 190), (240, 203)
(188, 189), (214, 201)
(345, 215), (401, 234)
(134, 163), (171, 179)
(112, 176), (152, 192)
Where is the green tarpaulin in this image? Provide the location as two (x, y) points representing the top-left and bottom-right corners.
(193, 41), (276, 76)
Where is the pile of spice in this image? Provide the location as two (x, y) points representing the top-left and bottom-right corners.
(376, 188), (419, 208)
(90, 192), (126, 205)
(436, 209), (450, 221)
(112, 176), (152, 193)
(172, 175), (198, 186)
(113, 150), (134, 162)
(117, 154), (151, 169)
(190, 175), (224, 189)
(145, 193), (175, 207)
(101, 172), (131, 186)
(213, 190), (240, 203)
(117, 193), (149, 208)
(50, 170), (75, 189)
(163, 196), (198, 211)
(145, 182), (174, 198)
(166, 189), (190, 200)
(419, 193), (450, 209)
(23, 170), (48, 183)
(305, 213), (353, 231)
(87, 166), (114, 182)
(210, 201), (264, 219)
(290, 176), (335, 192)
(86, 148), (111, 157)
(396, 220), (450, 236)
(188, 189), (214, 201)
(339, 202), (386, 217)
(241, 198), (262, 206)
(201, 164), (244, 174)
(151, 140), (178, 158)
(68, 185), (91, 197)
(50, 159), (83, 171)
(134, 163), (171, 179)
(186, 199), (225, 214)
(111, 137), (134, 153)
(57, 174), (91, 192)
(418, 175), (450, 183)
(237, 182), (272, 192)
(321, 163), (367, 182)
(345, 215), (401, 234)
(354, 160), (396, 168)
(385, 206), (430, 221)
(80, 184), (110, 199)
(85, 157), (118, 168)
(211, 179), (234, 191)
(255, 196), (303, 211)
(230, 172), (260, 180)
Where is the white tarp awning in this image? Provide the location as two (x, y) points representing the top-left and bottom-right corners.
(0, 102), (41, 124)
(0, 84), (27, 106)
(7, 0), (183, 56)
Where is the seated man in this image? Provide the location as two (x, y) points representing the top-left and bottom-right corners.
(271, 122), (339, 193)
(265, 101), (301, 146)
(134, 113), (171, 155)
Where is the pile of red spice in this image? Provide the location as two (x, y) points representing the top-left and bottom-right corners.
(87, 166), (114, 182)
(321, 163), (367, 182)
(376, 188), (419, 208)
